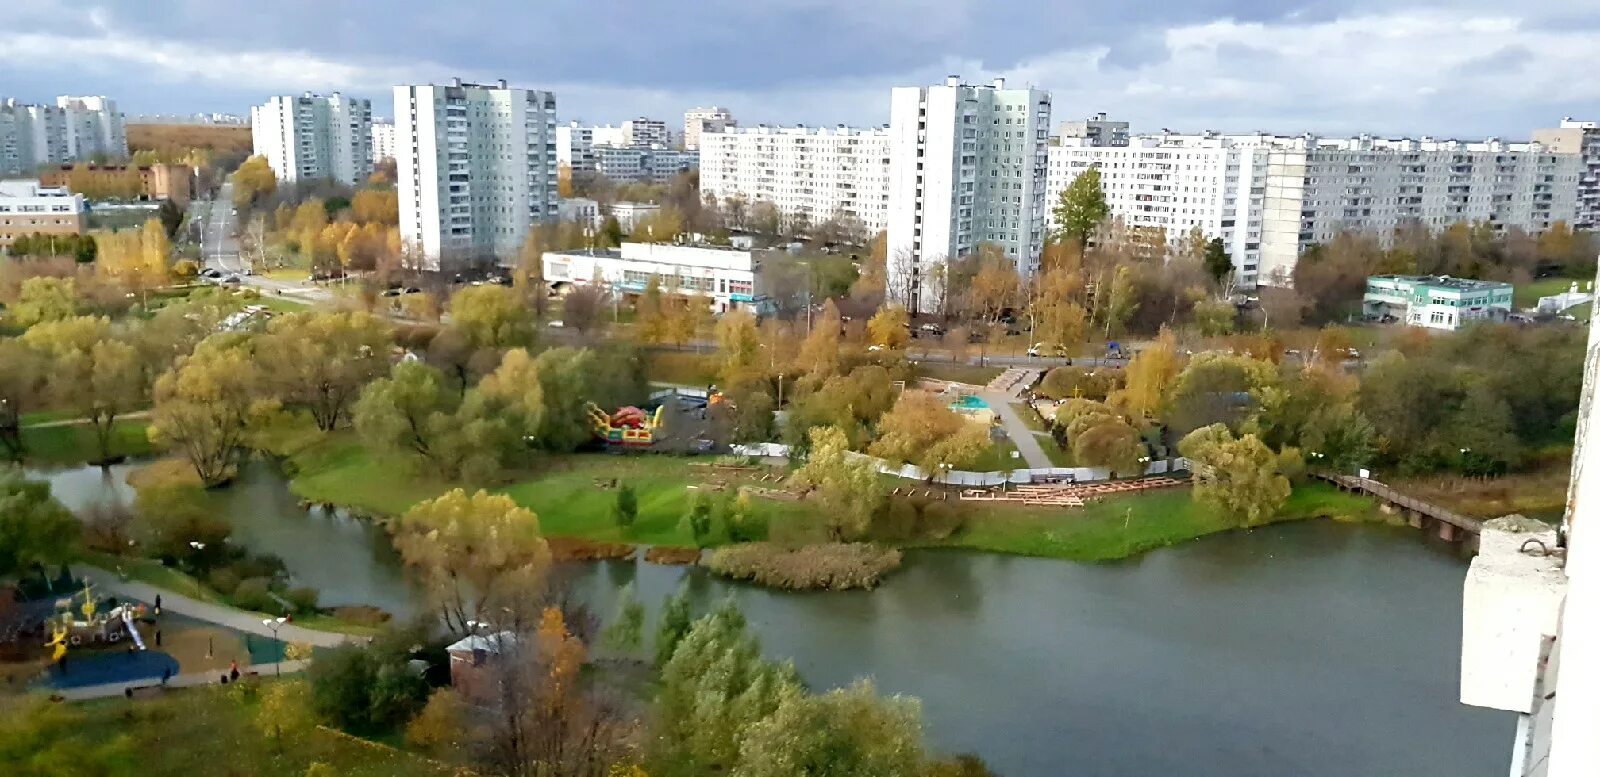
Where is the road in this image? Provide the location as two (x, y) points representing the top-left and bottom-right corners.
(194, 183), (336, 304)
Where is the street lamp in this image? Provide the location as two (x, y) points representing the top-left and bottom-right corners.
(263, 617), (287, 675)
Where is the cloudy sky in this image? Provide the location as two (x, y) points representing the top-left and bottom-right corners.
(4, 0), (1598, 138)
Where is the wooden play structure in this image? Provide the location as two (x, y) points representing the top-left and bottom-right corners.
(43, 581), (146, 661)
(959, 476), (1187, 507)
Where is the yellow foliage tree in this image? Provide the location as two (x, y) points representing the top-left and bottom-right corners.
(866, 305), (910, 350)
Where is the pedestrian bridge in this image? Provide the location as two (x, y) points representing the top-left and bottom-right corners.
(1314, 472), (1485, 545)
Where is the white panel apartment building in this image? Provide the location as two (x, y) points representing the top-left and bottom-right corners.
(1257, 135), (1579, 283)
(370, 121), (396, 163)
(887, 76), (1051, 312)
(0, 96), (126, 175)
(699, 125), (892, 235)
(684, 107), (736, 151)
(1534, 119), (1600, 231)
(395, 79), (558, 270)
(250, 93), (373, 186)
(1046, 133), (1269, 286)
(593, 145), (698, 183)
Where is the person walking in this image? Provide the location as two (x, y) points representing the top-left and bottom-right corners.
(229, 661), (239, 682)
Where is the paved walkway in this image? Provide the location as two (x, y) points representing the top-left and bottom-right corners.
(73, 565), (354, 649)
(52, 660), (312, 701)
(24, 410), (152, 429)
(981, 392), (1053, 470)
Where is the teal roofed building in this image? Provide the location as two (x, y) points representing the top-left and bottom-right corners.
(1363, 275), (1514, 331)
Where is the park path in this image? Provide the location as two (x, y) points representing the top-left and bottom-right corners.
(24, 410), (152, 429)
(980, 391), (1052, 470)
(52, 659), (312, 701)
(73, 565), (354, 649)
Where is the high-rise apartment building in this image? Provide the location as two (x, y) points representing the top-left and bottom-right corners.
(1046, 133), (1268, 286)
(684, 106), (736, 151)
(251, 93), (373, 186)
(699, 125), (892, 235)
(620, 117), (670, 148)
(370, 121), (396, 163)
(1257, 135), (1579, 283)
(886, 76), (1051, 312)
(1047, 131), (1580, 288)
(1058, 112), (1129, 147)
(557, 119), (675, 174)
(1534, 119), (1600, 231)
(0, 96), (126, 175)
(394, 78), (558, 270)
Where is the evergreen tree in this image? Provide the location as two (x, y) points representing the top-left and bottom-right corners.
(1050, 167), (1110, 247)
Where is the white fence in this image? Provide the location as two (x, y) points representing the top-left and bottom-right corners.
(730, 443), (1188, 486)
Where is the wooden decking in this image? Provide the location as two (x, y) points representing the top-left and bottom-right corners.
(959, 476), (1188, 507)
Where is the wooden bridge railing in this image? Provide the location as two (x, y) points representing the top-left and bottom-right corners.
(1315, 472), (1485, 533)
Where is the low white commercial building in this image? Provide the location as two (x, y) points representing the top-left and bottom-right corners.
(1046, 133), (1268, 286)
(610, 201), (659, 232)
(0, 95), (127, 175)
(1534, 118), (1600, 231)
(699, 124), (892, 236)
(370, 121), (395, 163)
(684, 106), (736, 151)
(251, 92), (373, 186)
(0, 179), (85, 248)
(558, 197), (601, 229)
(542, 241), (759, 312)
(1362, 274), (1513, 330)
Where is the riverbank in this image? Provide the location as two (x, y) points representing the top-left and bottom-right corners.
(16, 416), (156, 466)
(256, 430), (1382, 564)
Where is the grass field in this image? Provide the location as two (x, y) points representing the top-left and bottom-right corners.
(931, 482), (1379, 562)
(1514, 275), (1590, 308)
(6, 681), (452, 777)
(18, 418), (157, 465)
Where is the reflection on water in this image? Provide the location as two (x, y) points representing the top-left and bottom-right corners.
(36, 459), (1513, 777)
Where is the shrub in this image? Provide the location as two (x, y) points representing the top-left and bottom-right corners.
(284, 586), (320, 614)
(205, 567), (242, 596)
(231, 553), (287, 581)
(232, 577), (278, 613)
(873, 499), (919, 541)
(547, 537), (636, 561)
(704, 542), (903, 590)
(644, 546), (702, 565)
(919, 501), (964, 540)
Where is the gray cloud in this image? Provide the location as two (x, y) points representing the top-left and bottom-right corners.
(0, 0), (1595, 137)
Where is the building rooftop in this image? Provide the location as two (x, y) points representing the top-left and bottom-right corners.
(1370, 274), (1513, 292)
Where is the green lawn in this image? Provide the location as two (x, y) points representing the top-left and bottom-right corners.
(967, 436), (1023, 473)
(18, 418), (157, 465)
(285, 434), (453, 516)
(16, 682), (453, 777)
(1514, 275), (1588, 308)
(83, 551), (225, 605)
(933, 482), (1379, 562)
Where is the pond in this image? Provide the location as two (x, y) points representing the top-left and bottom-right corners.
(33, 459), (1513, 776)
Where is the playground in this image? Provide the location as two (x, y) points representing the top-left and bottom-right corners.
(588, 387), (728, 454)
(1, 571), (286, 693)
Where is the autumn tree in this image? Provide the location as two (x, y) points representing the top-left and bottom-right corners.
(789, 425), (883, 541)
(1203, 238), (1233, 288)
(1109, 329), (1180, 420)
(350, 189), (399, 225)
(962, 246), (1020, 324)
(259, 311), (392, 431)
(868, 391), (992, 477)
(0, 467), (81, 577)
(353, 360), (461, 471)
(654, 600), (802, 774)
(1051, 167), (1110, 247)
(1178, 424), (1292, 527)
(1166, 350), (1279, 435)
(0, 339), (48, 457)
(866, 304), (910, 350)
(149, 339), (278, 486)
(257, 679), (314, 750)
(405, 689), (469, 757)
(1192, 299), (1236, 337)
(734, 680), (927, 777)
(9, 277), (78, 327)
(849, 230), (889, 307)
(1070, 415), (1145, 476)
(393, 489), (551, 635)
(24, 317), (142, 463)
(1033, 266), (1088, 351)
(232, 155), (277, 210)
(1101, 265), (1139, 337)
(715, 307), (762, 382)
(783, 366), (897, 450)
(794, 300), (843, 379)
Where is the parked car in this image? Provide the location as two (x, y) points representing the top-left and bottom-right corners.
(222, 275), (242, 285)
